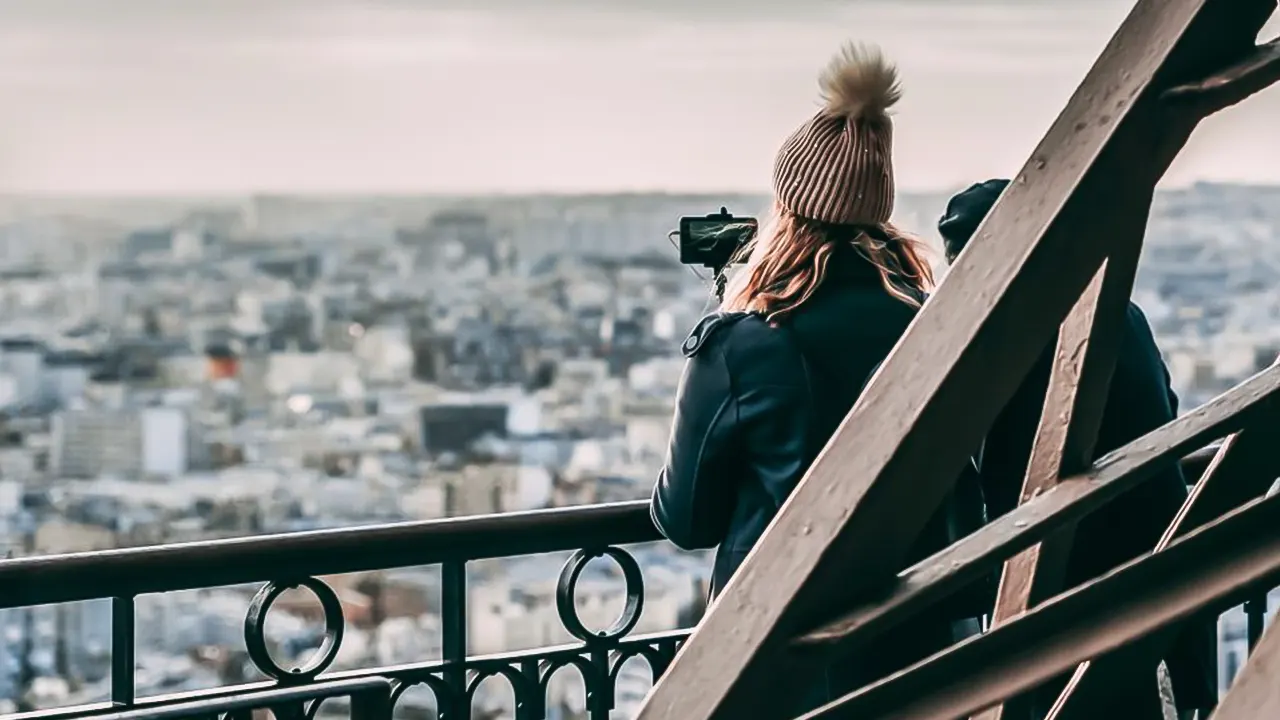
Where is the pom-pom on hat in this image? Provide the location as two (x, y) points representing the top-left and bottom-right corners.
(773, 43), (901, 226)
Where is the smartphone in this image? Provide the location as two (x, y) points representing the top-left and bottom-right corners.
(679, 209), (758, 269)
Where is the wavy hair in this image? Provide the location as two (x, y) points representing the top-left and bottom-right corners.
(721, 205), (934, 323)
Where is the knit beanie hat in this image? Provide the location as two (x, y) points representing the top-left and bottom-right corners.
(773, 43), (902, 226)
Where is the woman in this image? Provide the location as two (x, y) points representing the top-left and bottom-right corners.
(650, 42), (986, 703)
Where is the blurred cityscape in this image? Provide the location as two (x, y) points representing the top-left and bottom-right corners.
(0, 184), (1277, 715)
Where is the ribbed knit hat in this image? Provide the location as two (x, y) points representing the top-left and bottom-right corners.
(773, 43), (901, 226)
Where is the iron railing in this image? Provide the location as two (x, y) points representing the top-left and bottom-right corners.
(0, 444), (1269, 720)
(0, 500), (690, 720)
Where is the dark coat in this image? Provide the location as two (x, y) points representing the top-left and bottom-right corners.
(978, 301), (1214, 715)
(649, 246), (988, 707)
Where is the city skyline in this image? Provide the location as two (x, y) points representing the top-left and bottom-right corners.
(3, 0), (1279, 195)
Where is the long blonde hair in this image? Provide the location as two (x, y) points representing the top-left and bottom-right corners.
(722, 205), (934, 323)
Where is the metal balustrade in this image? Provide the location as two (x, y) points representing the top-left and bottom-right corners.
(0, 446), (1252, 720)
(0, 501), (691, 720)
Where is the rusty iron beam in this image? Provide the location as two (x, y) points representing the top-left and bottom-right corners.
(1209, 603), (1280, 718)
(1046, 412), (1280, 718)
(794, 363), (1280, 653)
(798, 490), (1280, 720)
(1041, 21), (1280, 709)
(635, 2), (1269, 716)
(981, 241), (1147, 720)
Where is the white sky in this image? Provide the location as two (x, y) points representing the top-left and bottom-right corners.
(1, 0), (1278, 195)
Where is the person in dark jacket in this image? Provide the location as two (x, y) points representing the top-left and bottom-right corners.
(939, 179), (1214, 720)
(650, 43), (987, 711)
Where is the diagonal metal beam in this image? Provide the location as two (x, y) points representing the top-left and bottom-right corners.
(636, 2), (1270, 716)
(1161, 418), (1280, 551)
(1163, 428), (1280, 540)
(982, 242), (1147, 720)
(1042, 22), (1280, 717)
(794, 363), (1280, 655)
(982, 237), (1147, 720)
(799, 491), (1280, 720)
(1210, 605), (1280, 719)
(1046, 409), (1280, 718)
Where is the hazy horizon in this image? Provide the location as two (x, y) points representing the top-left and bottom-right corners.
(3, 0), (1278, 196)
(6, 180), (1280, 204)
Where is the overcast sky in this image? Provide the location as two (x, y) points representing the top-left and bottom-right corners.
(1, 0), (1277, 195)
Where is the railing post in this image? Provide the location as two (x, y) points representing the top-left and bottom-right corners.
(1244, 594), (1268, 652)
(441, 560), (468, 720)
(587, 644), (613, 720)
(111, 595), (135, 706)
(518, 658), (543, 720)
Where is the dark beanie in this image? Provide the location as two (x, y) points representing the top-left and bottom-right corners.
(938, 178), (1010, 261)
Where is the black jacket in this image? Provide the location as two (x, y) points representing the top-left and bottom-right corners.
(650, 245), (987, 601)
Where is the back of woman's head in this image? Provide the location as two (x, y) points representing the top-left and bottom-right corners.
(723, 42), (934, 323)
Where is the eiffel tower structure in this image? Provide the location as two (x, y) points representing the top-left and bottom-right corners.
(636, 0), (1280, 718)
